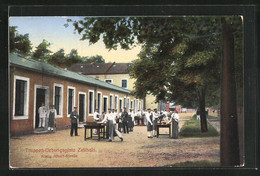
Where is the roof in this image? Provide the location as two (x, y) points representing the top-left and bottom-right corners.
(68, 62), (132, 75)
(9, 53), (132, 94)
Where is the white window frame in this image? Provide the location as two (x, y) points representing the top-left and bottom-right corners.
(88, 90), (95, 116)
(67, 86), (76, 117)
(137, 99), (140, 111)
(13, 75), (30, 120)
(124, 96), (126, 108)
(110, 94), (114, 109)
(78, 92), (87, 122)
(97, 91), (102, 114)
(53, 83), (63, 118)
(104, 79), (113, 84)
(121, 79), (128, 89)
(115, 95), (118, 110)
(103, 95), (108, 113)
(127, 97), (130, 111)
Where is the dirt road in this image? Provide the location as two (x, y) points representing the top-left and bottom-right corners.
(10, 113), (219, 168)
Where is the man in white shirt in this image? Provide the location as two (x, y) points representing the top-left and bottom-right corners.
(152, 108), (160, 137)
(98, 109), (123, 142)
(167, 110), (179, 139)
(38, 103), (47, 128)
(93, 109), (101, 134)
(145, 109), (153, 138)
(129, 109), (135, 132)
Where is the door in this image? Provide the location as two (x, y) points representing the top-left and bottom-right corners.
(35, 88), (46, 128)
(79, 94), (85, 122)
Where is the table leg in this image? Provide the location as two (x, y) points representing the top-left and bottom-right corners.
(98, 128), (100, 141)
(91, 128), (93, 138)
(157, 127), (159, 138)
(84, 127), (86, 141)
(169, 126), (171, 138)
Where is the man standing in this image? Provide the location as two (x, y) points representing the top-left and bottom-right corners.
(129, 109), (135, 132)
(168, 110), (179, 139)
(70, 106), (79, 136)
(145, 109), (153, 138)
(38, 102), (47, 128)
(93, 109), (101, 134)
(47, 105), (57, 132)
(121, 108), (129, 134)
(98, 109), (123, 142)
(152, 108), (160, 137)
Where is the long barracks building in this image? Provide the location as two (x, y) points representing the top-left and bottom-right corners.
(10, 53), (143, 135)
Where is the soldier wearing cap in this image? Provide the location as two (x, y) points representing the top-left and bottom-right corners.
(70, 106), (79, 136)
(121, 107), (129, 134)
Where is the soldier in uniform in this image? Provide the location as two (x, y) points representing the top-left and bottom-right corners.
(47, 105), (57, 132)
(145, 109), (153, 138)
(129, 109), (135, 132)
(167, 110), (179, 139)
(98, 109), (123, 142)
(152, 108), (160, 137)
(121, 107), (129, 134)
(38, 102), (47, 128)
(70, 106), (79, 136)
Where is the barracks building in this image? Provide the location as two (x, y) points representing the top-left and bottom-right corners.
(10, 53), (143, 135)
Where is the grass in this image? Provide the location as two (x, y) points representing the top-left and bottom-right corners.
(164, 160), (221, 167)
(179, 115), (219, 138)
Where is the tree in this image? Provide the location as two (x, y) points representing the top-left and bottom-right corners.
(9, 26), (32, 56)
(81, 55), (105, 63)
(48, 49), (66, 67)
(32, 39), (52, 62)
(68, 16), (242, 166)
(64, 49), (83, 68)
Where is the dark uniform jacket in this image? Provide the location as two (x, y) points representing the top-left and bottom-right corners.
(70, 111), (79, 124)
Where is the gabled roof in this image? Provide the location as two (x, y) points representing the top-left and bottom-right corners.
(68, 62), (132, 75)
(10, 53), (132, 94)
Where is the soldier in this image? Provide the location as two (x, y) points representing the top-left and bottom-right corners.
(121, 107), (129, 134)
(145, 109), (153, 138)
(152, 108), (160, 137)
(47, 105), (57, 132)
(167, 110), (179, 139)
(129, 109), (135, 132)
(98, 109), (123, 142)
(70, 106), (79, 136)
(93, 109), (101, 134)
(118, 109), (123, 132)
(38, 102), (47, 128)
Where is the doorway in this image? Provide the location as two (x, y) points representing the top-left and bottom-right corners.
(35, 88), (46, 128)
(79, 93), (86, 122)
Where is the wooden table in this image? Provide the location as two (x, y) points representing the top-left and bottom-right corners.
(84, 122), (105, 141)
(156, 123), (171, 138)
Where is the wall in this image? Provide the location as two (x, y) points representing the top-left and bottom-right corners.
(10, 66), (139, 135)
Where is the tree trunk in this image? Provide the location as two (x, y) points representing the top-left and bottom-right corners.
(220, 18), (240, 166)
(198, 86), (208, 132)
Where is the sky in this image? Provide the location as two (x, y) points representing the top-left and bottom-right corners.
(9, 16), (141, 63)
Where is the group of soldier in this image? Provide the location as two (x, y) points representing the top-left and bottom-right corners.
(38, 102), (180, 141)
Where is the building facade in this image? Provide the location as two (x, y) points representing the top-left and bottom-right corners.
(69, 62), (157, 111)
(10, 53), (142, 135)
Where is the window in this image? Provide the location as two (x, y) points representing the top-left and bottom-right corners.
(119, 98), (123, 111)
(115, 95), (118, 110)
(97, 92), (102, 114)
(13, 76), (29, 119)
(121, 79), (128, 88)
(105, 79), (113, 84)
(103, 96), (108, 113)
(89, 90), (94, 115)
(110, 94), (113, 109)
(124, 97), (126, 108)
(67, 87), (75, 116)
(127, 97), (130, 111)
(131, 100), (133, 110)
(54, 84), (63, 117)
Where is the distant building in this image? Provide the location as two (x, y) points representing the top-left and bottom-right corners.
(69, 62), (158, 111)
(10, 53), (141, 135)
